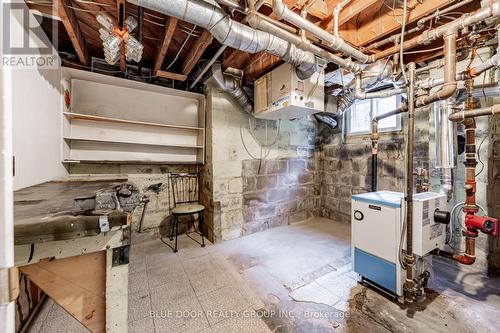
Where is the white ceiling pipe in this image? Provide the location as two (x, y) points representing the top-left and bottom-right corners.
(273, 0), (374, 63)
(374, 0), (500, 60)
(354, 73), (406, 99)
(333, 0), (351, 37)
(246, 11), (361, 73)
(130, 0), (318, 77)
(416, 32), (458, 107)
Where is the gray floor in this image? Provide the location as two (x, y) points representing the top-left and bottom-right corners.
(27, 218), (500, 333)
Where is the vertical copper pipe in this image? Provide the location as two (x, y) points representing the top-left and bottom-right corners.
(405, 62), (416, 302)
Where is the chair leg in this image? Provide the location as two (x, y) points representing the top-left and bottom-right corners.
(169, 215), (175, 241)
(200, 211), (205, 247)
(174, 215), (179, 253)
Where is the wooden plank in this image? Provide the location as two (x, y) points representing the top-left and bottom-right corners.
(20, 252), (106, 333)
(54, 0), (90, 65)
(182, 29), (213, 76)
(350, 0), (450, 47)
(64, 112), (204, 131)
(153, 17), (178, 74)
(155, 70), (187, 81)
(63, 136), (204, 149)
(117, 0), (126, 71)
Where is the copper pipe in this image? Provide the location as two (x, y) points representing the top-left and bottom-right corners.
(432, 236), (477, 265)
(416, 33), (457, 107)
(405, 62), (416, 302)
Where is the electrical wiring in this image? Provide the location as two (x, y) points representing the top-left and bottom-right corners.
(164, 24), (197, 71)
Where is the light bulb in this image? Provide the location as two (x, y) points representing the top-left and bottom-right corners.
(124, 16), (138, 32)
(96, 12), (115, 31)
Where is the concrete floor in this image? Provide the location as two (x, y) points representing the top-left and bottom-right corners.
(27, 218), (500, 333)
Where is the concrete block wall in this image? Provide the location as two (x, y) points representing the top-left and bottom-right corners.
(488, 115), (500, 275)
(202, 87), (321, 242)
(241, 157), (321, 235)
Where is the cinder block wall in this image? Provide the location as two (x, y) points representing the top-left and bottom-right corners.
(319, 105), (430, 223)
(202, 86), (321, 242)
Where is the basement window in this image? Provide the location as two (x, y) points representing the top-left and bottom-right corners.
(346, 95), (402, 135)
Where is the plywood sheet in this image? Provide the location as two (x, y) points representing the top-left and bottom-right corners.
(20, 252), (106, 333)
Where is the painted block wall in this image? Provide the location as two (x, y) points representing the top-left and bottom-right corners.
(202, 86), (321, 242)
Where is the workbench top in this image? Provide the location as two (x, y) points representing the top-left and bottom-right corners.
(14, 176), (131, 245)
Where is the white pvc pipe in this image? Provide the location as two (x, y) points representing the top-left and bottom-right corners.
(0, 2), (15, 329)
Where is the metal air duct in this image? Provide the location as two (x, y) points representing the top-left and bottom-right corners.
(130, 0), (318, 78)
(208, 63), (253, 114)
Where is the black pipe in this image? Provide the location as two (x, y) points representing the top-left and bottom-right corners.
(371, 153), (377, 191)
(137, 6), (144, 75)
(118, 3), (125, 28)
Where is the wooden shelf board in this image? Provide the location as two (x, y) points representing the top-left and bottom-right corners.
(64, 112), (204, 131)
(63, 159), (203, 165)
(63, 136), (204, 149)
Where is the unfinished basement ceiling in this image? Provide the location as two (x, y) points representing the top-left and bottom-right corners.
(26, 0), (484, 87)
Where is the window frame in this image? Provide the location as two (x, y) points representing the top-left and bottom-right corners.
(346, 95), (403, 136)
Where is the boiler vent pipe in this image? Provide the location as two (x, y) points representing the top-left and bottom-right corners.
(434, 99), (456, 198)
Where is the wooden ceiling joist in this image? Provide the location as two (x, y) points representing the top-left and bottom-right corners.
(155, 70), (188, 81)
(54, 0), (90, 65)
(347, 0), (451, 47)
(153, 16), (178, 74)
(321, 0), (380, 32)
(182, 29), (213, 76)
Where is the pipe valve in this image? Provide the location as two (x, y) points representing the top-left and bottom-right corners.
(465, 214), (499, 237)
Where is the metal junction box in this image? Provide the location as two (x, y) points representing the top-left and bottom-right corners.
(351, 191), (447, 296)
(253, 62), (324, 120)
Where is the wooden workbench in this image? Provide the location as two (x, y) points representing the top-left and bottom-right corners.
(14, 177), (133, 333)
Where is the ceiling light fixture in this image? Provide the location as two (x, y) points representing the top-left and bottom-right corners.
(96, 12), (144, 65)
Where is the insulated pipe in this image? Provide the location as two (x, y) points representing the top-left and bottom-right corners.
(131, 0), (318, 77)
(273, 0), (374, 63)
(449, 104), (500, 121)
(246, 11), (361, 73)
(354, 73), (407, 99)
(415, 33), (457, 107)
(210, 63), (253, 114)
(416, 73), (466, 90)
(333, 0), (351, 37)
(374, 1), (500, 60)
(405, 62), (416, 302)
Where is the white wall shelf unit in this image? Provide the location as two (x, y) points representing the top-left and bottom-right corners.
(62, 68), (206, 164)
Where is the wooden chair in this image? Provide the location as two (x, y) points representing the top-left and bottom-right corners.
(169, 173), (205, 252)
